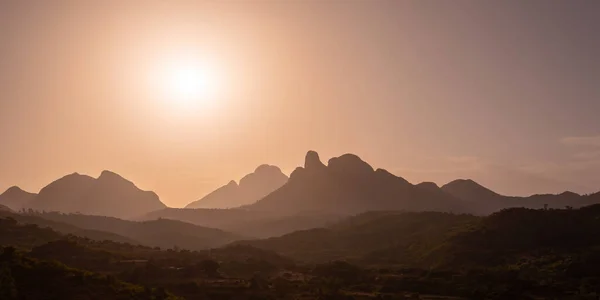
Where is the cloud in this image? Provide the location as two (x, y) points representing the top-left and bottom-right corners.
(573, 150), (600, 160)
(560, 135), (600, 147)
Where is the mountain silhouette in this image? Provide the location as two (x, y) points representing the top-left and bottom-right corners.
(0, 209), (139, 244)
(185, 164), (288, 209)
(441, 179), (501, 201)
(24, 171), (166, 218)
(442, 179), (598, 214)
(34, 211), (242, 250)
(0, 186), (37, 210)
(246, 151), (467, 214)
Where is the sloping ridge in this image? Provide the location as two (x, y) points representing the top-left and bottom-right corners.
(0, 186), (37, 210)
(0, 210), (138, 244)
(247, 151), (468, 215)
(186, 164), (288, 209)
(35, 212), (243, 250)
(442, 179), (598, 214)
(441, 179), (500, 201)
(0, 204), (13, 212)
(24, 170), (166, 219)
(235, 211), (479, 264)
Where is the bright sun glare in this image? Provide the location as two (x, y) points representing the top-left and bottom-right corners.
(160, 60), (223, 110)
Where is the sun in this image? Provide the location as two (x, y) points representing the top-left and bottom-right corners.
(161, 60), (223, 109)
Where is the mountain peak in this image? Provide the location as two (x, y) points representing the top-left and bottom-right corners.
(328, 153), (374, 175)
(417, 182), (440, 189)
(4, 186), (26, 194)
(254, 164), (282, 174)
(249, 152), (464, 214)
(99, 170), (124, 180)
(186, 164), (288, 209)
(442, 179), (500, 201)
(559, 191), (580, 197)
(305, 150), (326, 170)
(0, 186), (37, 210)
(444, 179), (484, 188)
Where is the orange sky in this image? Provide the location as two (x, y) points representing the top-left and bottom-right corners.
(1, 1), (599, 207)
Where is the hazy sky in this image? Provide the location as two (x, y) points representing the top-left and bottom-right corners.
(1, 1), (599, 207)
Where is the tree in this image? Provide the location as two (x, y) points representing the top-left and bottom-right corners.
(0, 247), (16, 261)
(0, 264), (17, 300)
(199, 259), (220, 277)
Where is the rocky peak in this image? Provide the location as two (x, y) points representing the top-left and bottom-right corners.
(240, 165), (287, 187)
(98, 170), (135, 188)
(305, 151), (326, 170)
(99, 170), (123, 179)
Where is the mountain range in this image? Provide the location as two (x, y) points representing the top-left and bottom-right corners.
(441, 178), (600, 214)
(2, 151), (599, 222)
(245, 151), (468, 214)
(185, 164), (288, 209)
(0, 170), (166, 218)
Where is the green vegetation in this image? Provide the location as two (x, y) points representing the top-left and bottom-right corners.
(4, 205), (600, 299)
(0, 247), (180, 300)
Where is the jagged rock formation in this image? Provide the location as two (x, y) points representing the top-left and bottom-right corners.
(185, 164), (288, 209)
(247, 151), (468, 214)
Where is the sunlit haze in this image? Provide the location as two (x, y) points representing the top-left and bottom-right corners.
(1, 1), (599, 207)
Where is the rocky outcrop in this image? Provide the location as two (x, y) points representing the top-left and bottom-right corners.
(247, 151), (467, 215)
(185, 164), (288, 209)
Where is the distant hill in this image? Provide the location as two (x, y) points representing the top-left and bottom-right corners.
(0, 210), (138, 244)
(35, 211), (243, 250)
(140, 207), (344, 238)
(0, 186), (36, 210)
(236, 204), (600, 268)
(245, 151), (468, 215)
(22, 170), (166, 218)
(235, 211), (478, 264)
(442, 179), (600, 214)
(185, 164), (288, 209)
(0, 204), (12, 212)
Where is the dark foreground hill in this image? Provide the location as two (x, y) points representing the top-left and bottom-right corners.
(185, 164), (288, 209)
(0, 247), (180, 300)
(0, 219), (297, 300)
(245, 151), (468, 215)
(7, 170), (166, 219)
(235, 211), (478, 265)
(237, 204), (600, 270)
(7, 206), (600, 299)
